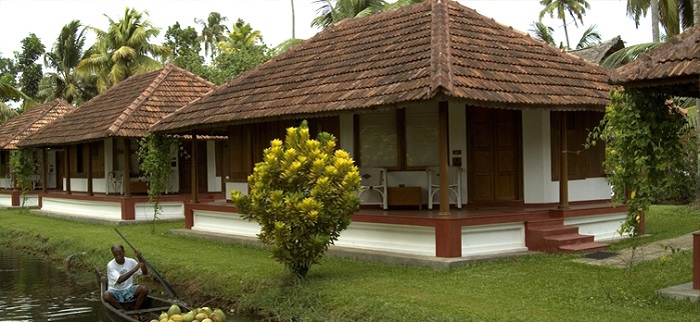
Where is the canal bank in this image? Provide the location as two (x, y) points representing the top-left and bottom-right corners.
(1, 208), (699, 321)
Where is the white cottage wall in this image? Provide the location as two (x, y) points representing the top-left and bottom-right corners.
(522, 110), (611, 204)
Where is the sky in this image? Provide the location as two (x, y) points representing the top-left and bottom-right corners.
(0, 0), (653, 58)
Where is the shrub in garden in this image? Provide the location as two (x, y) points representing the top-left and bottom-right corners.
(231, 121), (361, 277)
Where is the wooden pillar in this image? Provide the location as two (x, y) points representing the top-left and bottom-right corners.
(191, 133), (199, 203)
(124, 139), (131, 197)
(41, 148), (47, 193)
(65, 145), (71, 194)
(558, 112), (569, 210)
(86, 143), (93, 196)
(694, 232), (700, 289)
(438, 101), (450, 215)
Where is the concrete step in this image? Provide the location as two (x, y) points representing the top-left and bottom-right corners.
(560, 241), (609, 253)
(544, 233), (595, 246)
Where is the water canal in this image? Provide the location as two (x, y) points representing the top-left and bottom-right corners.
(0, 246), (103, 321)
(0, 246), (253, 321)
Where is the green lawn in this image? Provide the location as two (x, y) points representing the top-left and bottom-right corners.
(1, 205), (699, 321)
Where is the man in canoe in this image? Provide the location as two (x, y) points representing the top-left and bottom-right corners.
(103, 244), (149, 311)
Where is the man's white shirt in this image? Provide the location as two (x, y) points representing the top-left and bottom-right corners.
(106, 257), (142, 291)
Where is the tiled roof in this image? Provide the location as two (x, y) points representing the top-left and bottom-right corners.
(568, 36), (625, 66)
(19, 65), (216, 147)
(0, 99), (75, 150)
(153, 0), (611, 134)
(611, 25), (700, 97)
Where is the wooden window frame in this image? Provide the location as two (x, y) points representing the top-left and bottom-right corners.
(551, 111), (606, 181)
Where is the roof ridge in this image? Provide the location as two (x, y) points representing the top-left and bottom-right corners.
(107, 65), (174, 136)
(2, 99), (65, 149)
(429, 0), (454, 97)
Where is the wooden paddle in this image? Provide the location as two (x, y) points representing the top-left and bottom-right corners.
(114, 228), (178, 299)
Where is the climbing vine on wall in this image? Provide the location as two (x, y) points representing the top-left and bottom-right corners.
(587, 88), (691, 236)
(137, 133), (176, 227)
(10, 149), (36, 208)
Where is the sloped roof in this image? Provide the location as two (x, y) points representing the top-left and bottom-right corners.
(153, 0), (610, 134)
(611, 24), (700, 97)
(568, 36), (625, 66)
(19, 65), (216, 147)
(0, 99), (75, 150)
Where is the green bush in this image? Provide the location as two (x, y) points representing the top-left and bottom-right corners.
(232, 121), (361, 277)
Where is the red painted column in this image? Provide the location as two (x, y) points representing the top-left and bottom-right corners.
(184, 203), (194, 229)
(693, 232), (700, 289)
(435, 220), (461, 258)
(121, 199), (135, 221)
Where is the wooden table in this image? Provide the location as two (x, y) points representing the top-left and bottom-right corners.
(388, 186), (422, 210)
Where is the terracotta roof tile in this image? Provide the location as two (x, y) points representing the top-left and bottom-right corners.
(0, 99), (75, 150)
(611, 25), (700, 97)
(153, 0), (610, 133)
(19, 65), (216, 147)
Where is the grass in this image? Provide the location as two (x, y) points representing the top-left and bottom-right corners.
(1, 205), (699, 321)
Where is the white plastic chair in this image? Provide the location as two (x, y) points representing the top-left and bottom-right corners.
(358, 167), (388, 210)
(106, 170), (124, 195)
(32, 174), (42, 190)
(426, 166), (462, 210)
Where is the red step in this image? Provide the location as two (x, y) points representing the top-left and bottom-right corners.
(526, 220), (608, 254)
(559, 242), (609, 253)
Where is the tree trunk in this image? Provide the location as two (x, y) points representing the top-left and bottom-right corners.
(695, 0), (700, 26)
(651, 0), (660, 42)
(291, 0), (296, 39)
(562, 15), (571, 49)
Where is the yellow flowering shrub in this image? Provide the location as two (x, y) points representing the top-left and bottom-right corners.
(231, 121), (361, 277)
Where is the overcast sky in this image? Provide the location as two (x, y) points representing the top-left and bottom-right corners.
(0, 0), (652, 58)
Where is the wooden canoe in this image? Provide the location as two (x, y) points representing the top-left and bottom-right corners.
(95, 268), (190, 322)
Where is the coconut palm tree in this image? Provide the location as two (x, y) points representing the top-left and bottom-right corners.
(39, 20), (94, 105)
(529, 21), (559, 47)
(626, 0), (695, 42)
(195, 12), (229, 61)
(529, 21), (600, 50)
(575, 24), (602, 49)
(0, 81), (26, 102)
(77, 7), (171, 93)
(218, 19), (262, 54)
(0, 80), (24, 122)
(538, 0), (591, 49)
(311, 0), (387, 29)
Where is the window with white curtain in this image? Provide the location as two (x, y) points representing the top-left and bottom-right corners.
(405, 107), (439, 167)
(358, 111), (397, 167)
(357, 107), (439, 169)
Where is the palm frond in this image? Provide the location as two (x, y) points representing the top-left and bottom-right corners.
(600, 42), (663, 69)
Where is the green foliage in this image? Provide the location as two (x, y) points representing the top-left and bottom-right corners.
(39, 20), (96, 105)
(231, 121), (361, 277)
(164, 22), (205, 70)
(78, 7), (171, 92)
(311, 0), (388, 29)
(0, 55), (19, 104)
(9, 149), (36, 207)
(17, 33), (45, 100)
(137, 133), (176, 226)
(587, 89), (691, 235)
(194, 12), (230, 61)
(211, 45), (271, 84)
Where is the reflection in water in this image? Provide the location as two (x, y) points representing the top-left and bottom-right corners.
(0, 246), (254, 322)
(0, 246), (103, 321)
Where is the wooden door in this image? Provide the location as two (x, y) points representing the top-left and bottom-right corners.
(179, 141), (208, 193)
(467, 107), (522, 201)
